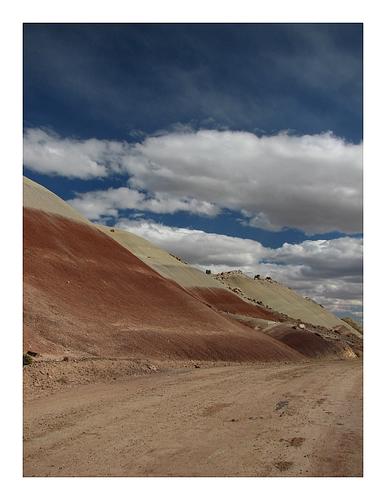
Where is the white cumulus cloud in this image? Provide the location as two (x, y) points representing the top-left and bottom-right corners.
(23, 128), (126, 179)
(68, 187), (219, 220)
(24, 127), (362, 234)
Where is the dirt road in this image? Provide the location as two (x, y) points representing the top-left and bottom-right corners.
(24, 360), (362, 477)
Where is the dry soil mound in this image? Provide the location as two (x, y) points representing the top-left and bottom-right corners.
(263, 323), (357, 359)
(24, 206), (303, 362)
(97, 224), (281, 321)
(23, 176), (361, 362)
(190, 287), (282, 321)
(215, 271), (361, 337)
(98, 225), (361, 339)
(96, 224), (225, 289)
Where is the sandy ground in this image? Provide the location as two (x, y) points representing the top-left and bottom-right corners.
(24, 359), (362, 477)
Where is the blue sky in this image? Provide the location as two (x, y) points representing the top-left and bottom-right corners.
(24, 23), (362, 141)
(23, 23), (363, 320)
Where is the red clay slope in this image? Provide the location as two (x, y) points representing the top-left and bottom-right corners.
(24, 208), (303, 362)
(264, 324), (356, 359)
(190, 287), (281, 321)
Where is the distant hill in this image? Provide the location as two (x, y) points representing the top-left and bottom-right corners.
(213, 270), (362, 338)
(341, 317), (363, 335)
(23, 176), (361, 362)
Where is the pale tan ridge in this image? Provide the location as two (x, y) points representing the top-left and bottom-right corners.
(96, 223), (225, 289)
(23, 176), (91, 225)
(214, 270), (361, 337)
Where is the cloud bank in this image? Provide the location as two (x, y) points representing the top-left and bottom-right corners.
(68, 187), (219, 219)
(116, 219), (363, 320)
(24, 127), (362, 234)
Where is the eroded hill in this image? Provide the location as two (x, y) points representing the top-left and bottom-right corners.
(23, 177), (361, 365)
